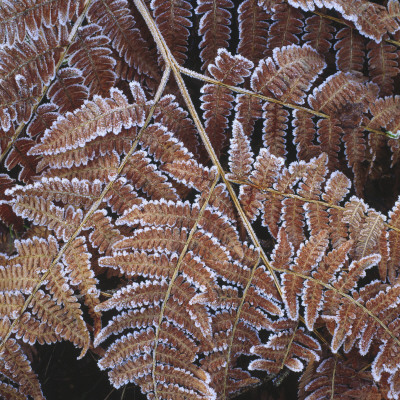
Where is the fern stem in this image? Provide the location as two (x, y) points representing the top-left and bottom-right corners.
(179, 66), (396, 139)
(222, 254), (260, 399)
(179, 65), (329, 118)
(151, 174), (220, 399)
(0, 0), (94, 164)
(227, 177), (400, 234)
(132, 0), (285, 293)
(0, 65), (172, 357)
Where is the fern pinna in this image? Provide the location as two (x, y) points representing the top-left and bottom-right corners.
(1, 0), (400, 399)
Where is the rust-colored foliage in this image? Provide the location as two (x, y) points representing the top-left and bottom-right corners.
(1, 0), (400, 399)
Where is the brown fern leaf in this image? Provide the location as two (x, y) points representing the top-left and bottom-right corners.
(367, 96), (400, 133)
(113, 226), (188, 254)
(164, 160), (218, 193)
(85, 209), (123, 255)
(367, 96), (400, 166)
(261, 102), (289, 157)
(7, 177), (102, 210)
(201, 49), (253, 156)
(325, 254), (382, 351)
(303, 240), (353, 331)
(266, 3), (304, 56)
(30, 290), (89, 356)
(99, 251), (218, 294)
(4, 138), (39, 183)
(122, 151), (179, 201)
(288, 0), (399, 42)
(303, 14), (334, 55)
(41, 151), (120, 181)
(103, 177), (143, 215)
(62, 236), (101, 334)
(308, 72), (374, 116)
(354, 209), (386, 259)
(29, 82), (146, 161)
(118, 200), (243, 259)
(0, 380), (28, 400)
(0, 323), (44, 400)
(1, 235), (57, 294)
(153, 95), (200, 157)
(198, 262), (282, 397)
(151, 0), (192, 65)
(68, 24), (116, 97)
(1, 235), (90, 357)
(87, 0), (160, 79)
(94, 269), (215, 397)
(11, 197), (83, 241)
(196, 0), (234, 70)
(47, 68), (89, 113)
(316, 118), (343, 170)
(234, 93), (263, 137)
(280, 230), (329, 320)
(342, 196), (368, 249)
(0, 26), (68, 130)
(292, 110), (320, 162)
(227, 120), (254, 181)
(251, 44), (325, 104)
(140, 123), (192, 164)
(322, 171), (351, 248)
(26, 103), (59, 138)
(200, 313), (260, 397)
(334, 27), (365, 74)
(0, 175), (23, 231)
(367, 36), (400, 97)
(0, 0), (83, 46)
(239, 147), (283, 223)
(300, 353), (381, 400)
(13, 312), (63, 346)
(237, 0), (270, 63)
(37, 127), (136, 170)
(250, 322), (321, 374)
(298, 153), (328, 235)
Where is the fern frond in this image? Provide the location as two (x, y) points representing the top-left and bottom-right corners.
(237, 0), (270, 62)
(303, 14), (334, 55)
(26, 103), (58, 138)
(0, 0), (82, 46)
(12, 197), (83, 241)
(250, 322), (321, 373)
(151, 0), (192, 65)
(0, 327), (44, 400)
(153, 95), (200, 157)
(86, 209), (123, 254)
(68, 24), (116, 97)
(251, 44), (325, 104)
(201, 49), (253, 155)
(87, 0), (159, 79)
(196, 0), (234, 70)
(62, 236), (100, 333)
(122, 151), (179, 201)
(266, 3), (304, 56)
(288, 0), (399, 42)
(300, 353), (380, 399)
(5, 138), (39, 183)
(0, 26), (68, 129)
(29, 83), (146, 160)
(334, 27), (365, 74)
(7, 177), (102, 210)
(47, 68), (89, 113)
(41, 151), (120, 181)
